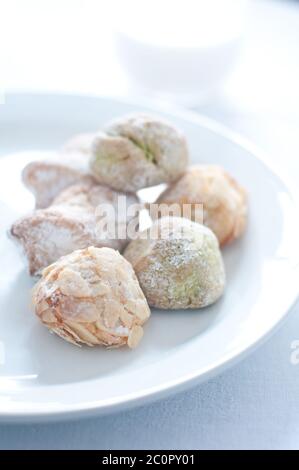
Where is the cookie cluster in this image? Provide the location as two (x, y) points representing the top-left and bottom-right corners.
(10, 113), (247, 348)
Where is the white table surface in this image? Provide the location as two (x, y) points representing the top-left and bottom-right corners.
(1, 0), (299, 450)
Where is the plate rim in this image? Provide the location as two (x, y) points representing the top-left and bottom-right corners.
(1, 91), (299, 422)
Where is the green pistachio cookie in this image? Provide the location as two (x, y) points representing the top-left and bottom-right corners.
(124, 217), (225, 309)
(89, 114), (189, 192)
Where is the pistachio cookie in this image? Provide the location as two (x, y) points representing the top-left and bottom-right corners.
(90, 114), (189, 192)
(124, 217), (225, 309)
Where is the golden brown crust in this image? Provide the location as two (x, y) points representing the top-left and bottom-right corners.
(32, 247), (150, 348)
(155, 165), (247, 246)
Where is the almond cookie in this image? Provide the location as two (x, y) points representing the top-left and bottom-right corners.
(11, 182), (140, 276)
(22, 155), (95, 209)
(22, 132), (96, 209)
(32, 246), (150, 348)
(90, 114), (189, 192)
(124, 217), (225, 309)
(155, 165), (247, 246)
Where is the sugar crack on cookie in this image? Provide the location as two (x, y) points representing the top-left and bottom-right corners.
(89, 114), (189, 192)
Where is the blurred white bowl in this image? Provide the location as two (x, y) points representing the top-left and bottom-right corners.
(114, 0), (247, 105)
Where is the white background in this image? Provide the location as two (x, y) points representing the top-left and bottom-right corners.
(0, 0), (299, 449)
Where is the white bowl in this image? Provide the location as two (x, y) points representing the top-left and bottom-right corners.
(114, 0), (247, 104)
(116, 32), (241, 105)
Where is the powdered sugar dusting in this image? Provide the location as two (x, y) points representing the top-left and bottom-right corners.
(90, 113), (189, 192)
(124, 217), (225, 309)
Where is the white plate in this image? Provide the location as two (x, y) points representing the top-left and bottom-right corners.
(0, 93), (298, 423)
